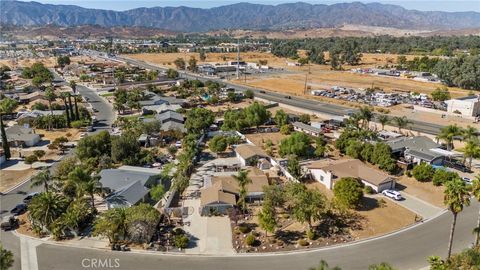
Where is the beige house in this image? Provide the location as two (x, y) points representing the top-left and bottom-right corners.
(200, 172), (269, 216)
(235, 144), (269, 166)
(307, 159), (395, 192)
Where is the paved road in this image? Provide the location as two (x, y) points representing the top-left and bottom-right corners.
(32, 200), (477, 270)
(0, 73), (116, 270)
(117, 56), (445, 135)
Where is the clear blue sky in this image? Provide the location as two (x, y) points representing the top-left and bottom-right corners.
(32, 0), (480, 12)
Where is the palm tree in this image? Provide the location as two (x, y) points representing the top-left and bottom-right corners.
(392, 116), (412, 134)
(359, 106), (374, 129)
(463, 125), (478, 141)
(376, 115), (390, 130)
(437, 124), (463, 151)
(67, 167), (92, 198)
(232, 169), (252, 213)
(30, 169), (52, 192)
(347, 113), (362, 130)
(73, 95), (80, 121)
(472, 176), (480, 246)
(81, 178), (103, 209)
(44, 87), (57, 130)
(69, 80), (77, 94)
(309, 260), (341, 270)
(0, 98), (18, 160)
(60, 92), (71, 128)
(444, 178), (470, 259)
(28, 192), (69, 231)
(68, 93), (75, 120)
(463, 139), (480, 168)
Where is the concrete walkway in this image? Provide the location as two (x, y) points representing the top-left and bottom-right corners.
(20, 236), (41, 270)
(385, 192), (444, 219)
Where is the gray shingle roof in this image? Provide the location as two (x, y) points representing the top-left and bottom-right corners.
(156, 111), (184, 123)
(386, 136), (440, 153)
(99, 167), (160, 191)
(105, 180), (149, 208)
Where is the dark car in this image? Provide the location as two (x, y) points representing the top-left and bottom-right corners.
(285, 95), (291, 99)
(23, 192), (39, 204)
(10, 203), (27, 215)
(1, 215), (19, 231)
(259, 90), (266, 93)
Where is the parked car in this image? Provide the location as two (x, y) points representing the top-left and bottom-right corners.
(10, 203), (27, 215)
(382, 190), (403, 201)
(86, 126), (95, 132)
(285, 95), (292, 99)
(1, 215), (19, 231)
(23, 192), (39, 204)
(462, 177), (472, 185)
(259, 90), (266, 93)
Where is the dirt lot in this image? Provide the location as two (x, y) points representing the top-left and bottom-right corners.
(245, 132), (288, 158)
(0, 168), (35, 192)
(396, 175), (445, 208)
(0, 56), (91, 68)
(35, 128), (82, 142)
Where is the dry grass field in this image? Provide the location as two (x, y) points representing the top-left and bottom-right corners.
(128, 52), (469, 98)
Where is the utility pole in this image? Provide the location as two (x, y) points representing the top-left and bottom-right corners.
(236, 38), (240, 80)
(304, 64), (310, 95)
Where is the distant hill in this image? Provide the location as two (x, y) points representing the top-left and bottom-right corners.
(1, 1), (480, 32)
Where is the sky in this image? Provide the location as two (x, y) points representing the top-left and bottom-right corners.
(31, 0), (480, 12)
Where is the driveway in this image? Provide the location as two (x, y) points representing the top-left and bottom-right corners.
(182, 158), (235, 255)
(381, 192), (444, 219)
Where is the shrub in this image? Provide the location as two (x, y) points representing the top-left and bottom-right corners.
(33, 150), (46, 159)
(306, 229), (316, 240)
(298, 239), (309, 246)
(174, 234), (189, 249)
(432, 169), (459, 186)
(412, 162), (434, 182)
(364, 185), (375, 195)
(71, 120), (86, 129)
(245, 234), (256, 246)
(238, 224), (251, 234)
(405, 170), (412, 177)
(173, 227), (185, 236)
(24, 155), (38, 164)
(377, 198), (387, 208)
(333, 177), (364, 209)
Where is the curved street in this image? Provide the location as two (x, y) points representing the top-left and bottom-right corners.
(28, 201), (476, 270)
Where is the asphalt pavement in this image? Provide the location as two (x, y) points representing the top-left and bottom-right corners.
(0, 73), (116, 270)
(118, 56), (445, 135)
(33, 200), (476, 270)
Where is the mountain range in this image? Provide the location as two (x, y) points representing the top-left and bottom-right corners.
(1, 0), (480, 32)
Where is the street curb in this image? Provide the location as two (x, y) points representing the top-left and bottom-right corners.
(13, 208), (449, 259)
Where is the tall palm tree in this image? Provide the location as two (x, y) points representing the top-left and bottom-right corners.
(68, 94), (75, 120)
(81, 178), (103, 209)
(69, 80), (77, 94)
(444, 178), (471, 259)
(232, 169), (252, 213)
(28, 192), (69, 231)
(0, 98), (18, 160)
(30, 169), (52, 192)
(44, 87), (57, 130)
(463, 139), (480, 168)
(471, 176), (480, 246)
(67, 167), (92, 198)
(59, 92), (71, 128)
(73, 95), (80, 121)
(437, 124), (463, 151)
(463, 125), (478, 141)
(359, 106), (374, 129)
(392, 116), (412, 134)
(376, 115), (390, 130)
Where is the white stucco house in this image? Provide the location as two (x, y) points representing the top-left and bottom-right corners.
(307, 159), (395, 193)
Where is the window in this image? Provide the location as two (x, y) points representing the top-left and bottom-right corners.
(320, 175), (324, 182)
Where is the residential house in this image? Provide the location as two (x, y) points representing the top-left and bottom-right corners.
(200, 172), (269, 215)
(155, 111), (184, 124)
(139, 91), (187, 107)
(235, 144), (269, 166)
(18, 91), (45, 104)
(99, 166), (169, 209)
(142, 104), (182, 115)
(386, 136), (445, 165)
(292, 121), (322, 137)
(307, 159), (395, 192)
(5, 125), (41, 147)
